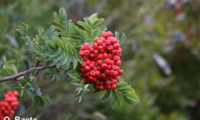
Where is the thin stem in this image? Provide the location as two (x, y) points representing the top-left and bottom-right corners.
(0, 65), (53, 83)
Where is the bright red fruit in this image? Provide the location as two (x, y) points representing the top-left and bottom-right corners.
(79, 31), (123, 90)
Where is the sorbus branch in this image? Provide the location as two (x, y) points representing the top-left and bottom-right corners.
(0, 65), (53, 82)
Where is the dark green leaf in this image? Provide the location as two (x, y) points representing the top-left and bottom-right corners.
(19, 78), (27, 86)
(50, 75), (55, 81)
(24, 74), (31, 82)
(101, 90), (111, 103)
(111, 90), (118, 109)
(37, 96), (44, 107)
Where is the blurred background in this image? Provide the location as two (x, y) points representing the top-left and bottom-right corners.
(0, 0), (199, 120)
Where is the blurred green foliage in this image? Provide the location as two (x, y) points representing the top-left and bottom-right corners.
(0, 0), (200, 119)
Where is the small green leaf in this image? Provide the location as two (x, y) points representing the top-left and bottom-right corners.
(77, 55), (84, 65)
(62, 55), (72, 69)
(54, 12), (60, 20)
(83, 18), (92, 26)
(22, 23), (29, 33)
(119, 33), (126, 45)
(111, 90), (118, 109)
(115, 31), (120, 40)
(122, 96), (133, 105)
(51, 25), (66, 32)
(91, 27), (100, 39)
(77, 21), (91, 32)
(24, 74), (31, 82)
(67, 69), (81, 79)
(73, 55), (78, 69)
(50, 75), (55, 81)
(71, 79), (81, 85)
(116, 82), (130, 90)
(38, 27), (44, 35)
(16, 87), (24, 97)
(88, 13), (98, 24)
(92, 18), (104, 28)
(100, 26), (107, 32)
(19, 78), (27, 86)
(116, 77), (124, 85)
(118, 95), (124, 107)
(55, 75), (60, 82)
(54, 52), (65, 61)
(49, 60), (57, 67)
(124, 93), (139, 102)
(31, 96), (36, 106)
(59, 7), (67, 21)
(61, 54), (69, 65)
(37, 96), (44, 107)
(94, 89), (100, 93)
(48, 50), (60, 58)
(101, 90), (111, 103)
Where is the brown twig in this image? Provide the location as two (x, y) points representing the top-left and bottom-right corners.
(0, 65), (53, 83)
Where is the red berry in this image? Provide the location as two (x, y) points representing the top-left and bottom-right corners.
(101, 63), (107, 69)
(101, 31), (108, 38)
(116, 60), (121, 66)
(111, 84), (116, 89)
(118, 69), (124, 75)
(107, 45), (113, 51)
(99, 85), (104, 90)
(90, 70), (96, 76)
(107, 31), (113, 37)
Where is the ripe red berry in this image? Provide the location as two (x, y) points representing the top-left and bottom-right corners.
(84, 66), (90, 72)
(97, 53), (103, 60)
(118, 69), (124, 75)
(99, 85), (104, 90)
(97, 40), (103, 45)
(92, 43), (98, 49)
(116, 60), (121, 66)
(90, 70), (96, 76)
(101, 63), (107, 69)
(107, 31), (113, 37)
(101, 31), (108, 38)
(107, 45), (113, 51)
(84, 50), (90, 56)
(111, 84), (116, 89)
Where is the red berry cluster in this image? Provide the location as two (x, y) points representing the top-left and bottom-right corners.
(0, 91), (19, 120)
(79, 31), (124, 90)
